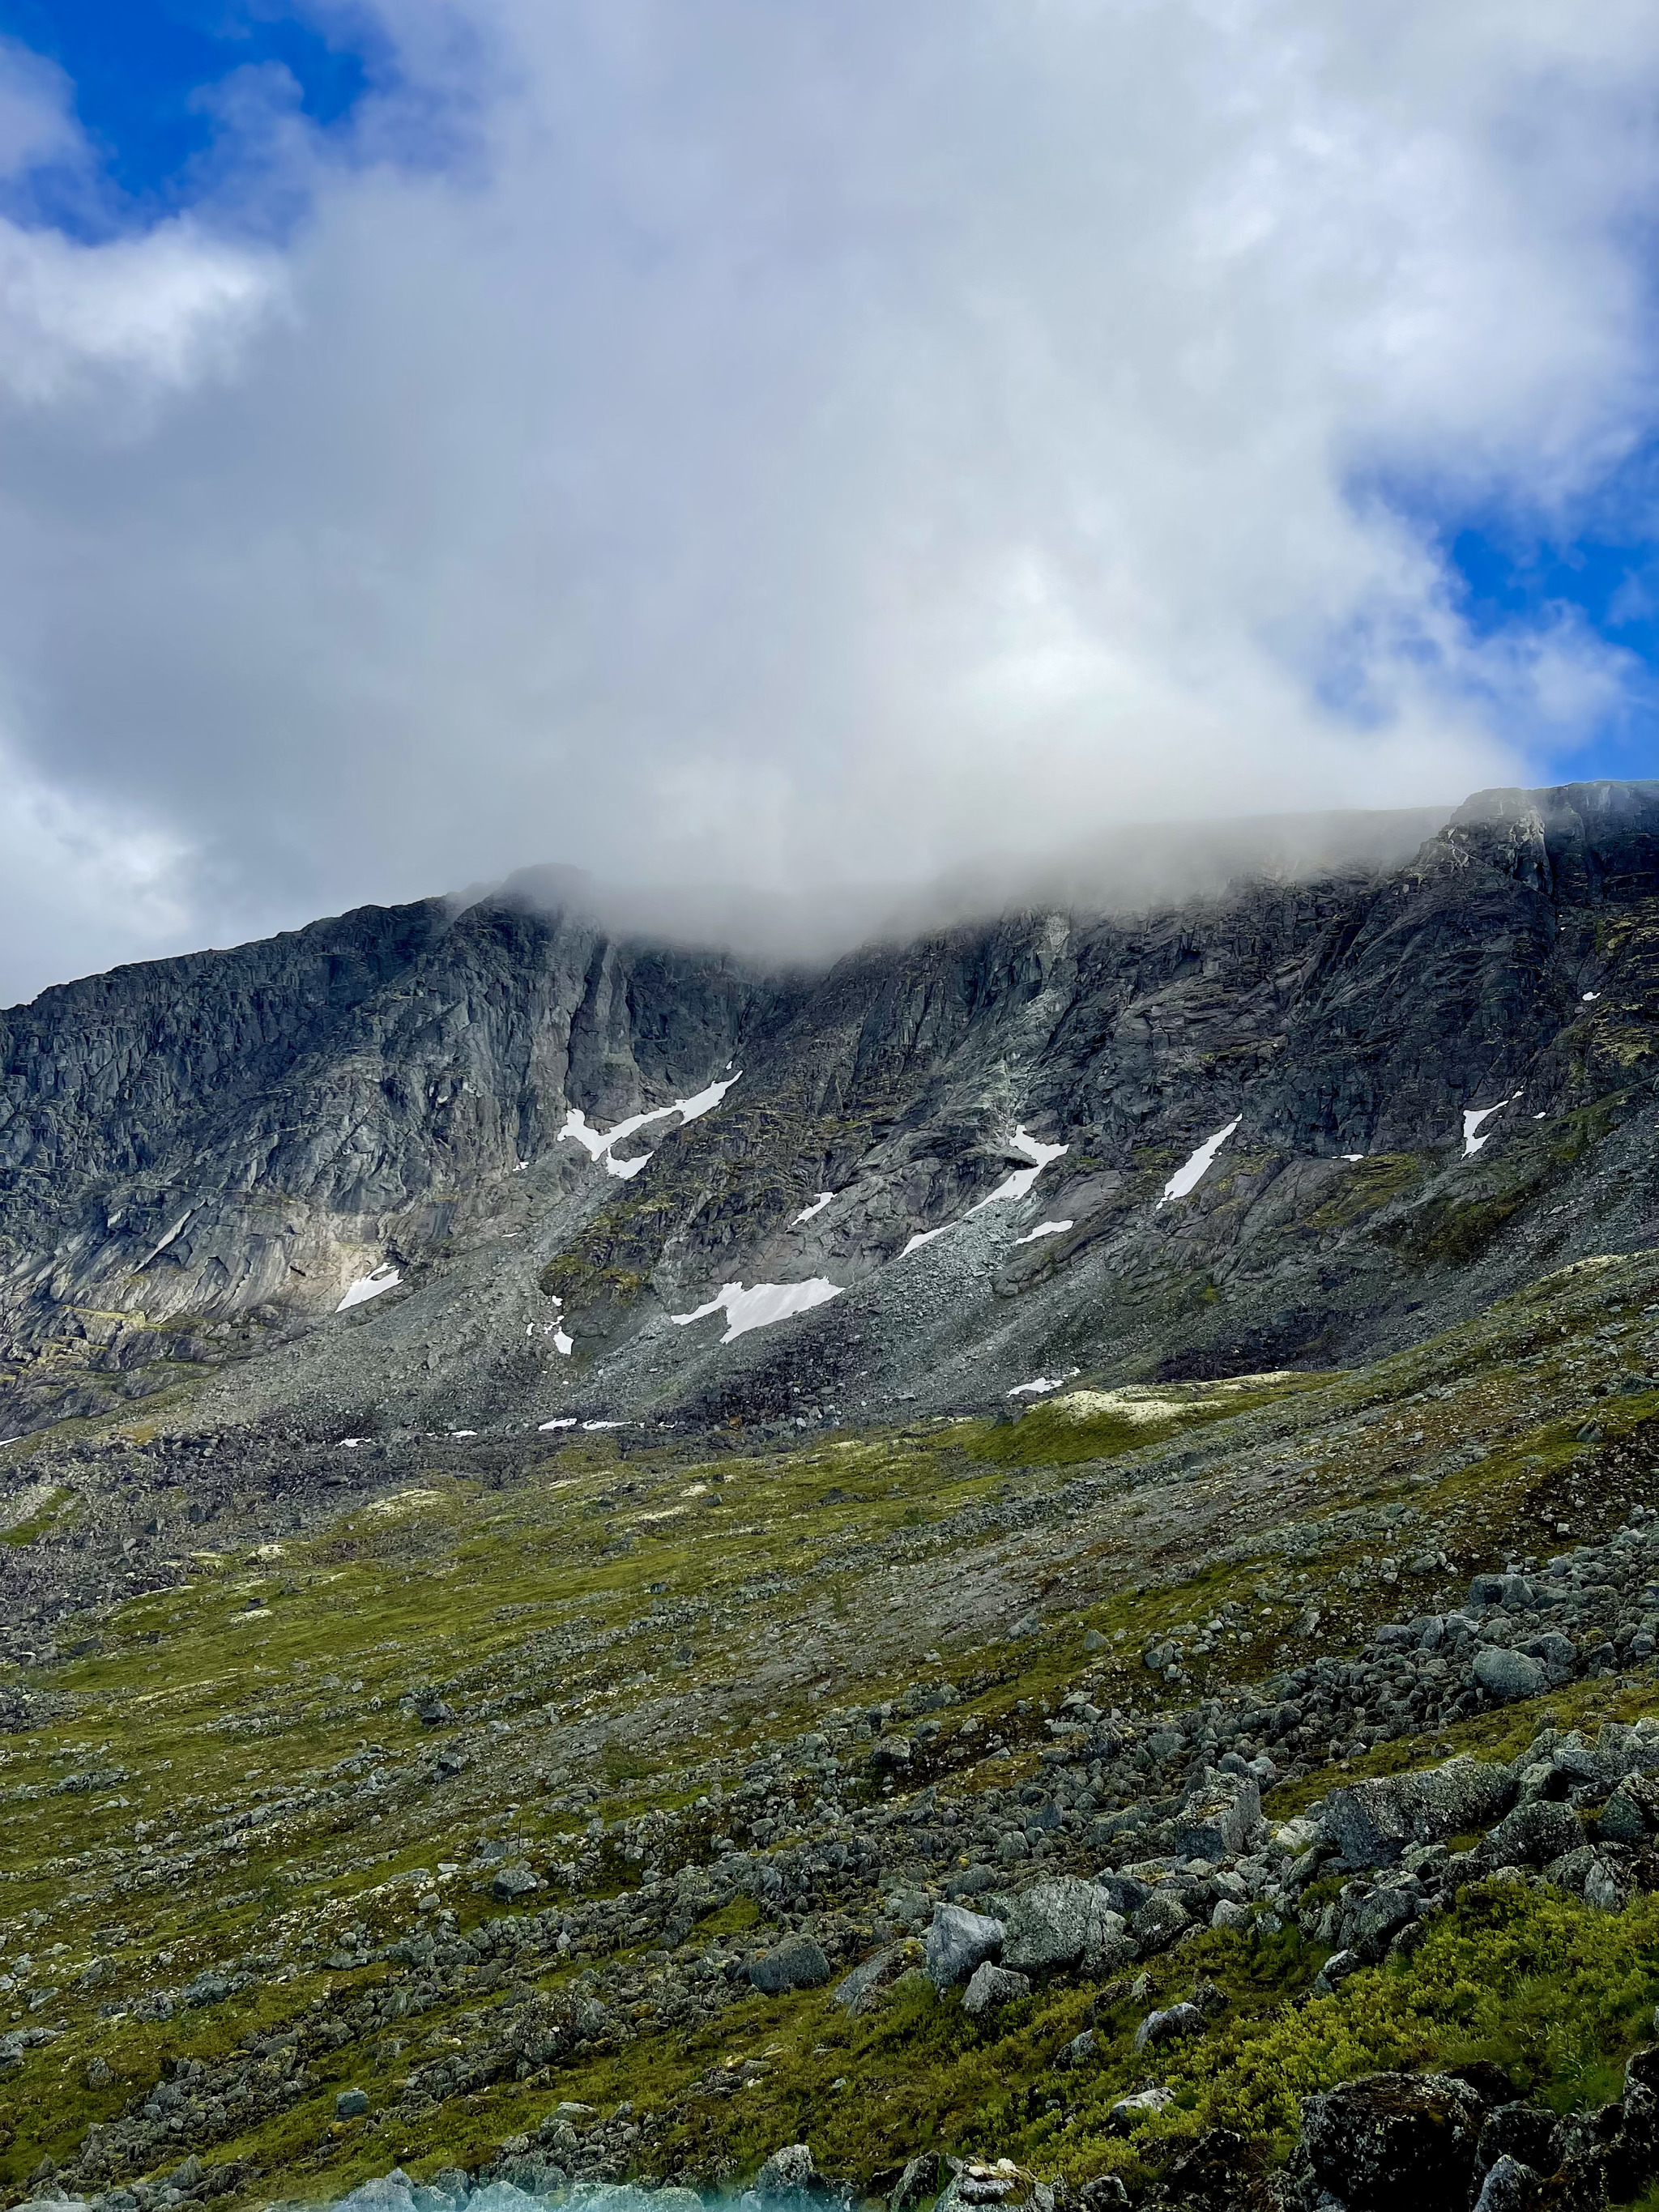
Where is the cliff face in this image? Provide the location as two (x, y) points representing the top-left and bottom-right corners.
(2, 780), (1657, 1438)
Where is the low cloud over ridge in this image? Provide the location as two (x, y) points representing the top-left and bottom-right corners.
(0, 0), (1653, 1002)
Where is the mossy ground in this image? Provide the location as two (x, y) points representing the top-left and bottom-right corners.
(6, 1249), (1659, 2203)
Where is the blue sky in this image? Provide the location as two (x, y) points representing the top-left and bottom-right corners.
(0, 0), (1653, 999)
(0, 0), (391, 232)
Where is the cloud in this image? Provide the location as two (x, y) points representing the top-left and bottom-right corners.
(0, 0), (1653, 1001)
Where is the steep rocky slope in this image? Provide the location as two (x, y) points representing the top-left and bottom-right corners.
(2, 780), (1657, 1447)
(7, 1246), (1659, 2212)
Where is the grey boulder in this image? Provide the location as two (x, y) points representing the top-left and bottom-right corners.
(748, 1936), (831, 1995)
(1000, 1877), (1132, 1975)
(1299, 2071), (1483, 2212)
(1473, 1647), (1546, 1702)
(963, 1962), (1030, 2014)
(924, 1904), (1004, 1989)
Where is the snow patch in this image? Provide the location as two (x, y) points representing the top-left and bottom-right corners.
(1462, 1093), (1521, 1157)
(582, 1420), (626, 1431)
(559, 1073), (741, 1179)
(1158, 1119), (1240, 1204)
(552, 1330), (573, 1356)
(792, 1191), (834, 1225)
(539, 1418), (577, 1431)
(336, 1264), (401, 1312)
(1583, 991), (1601, 1002)
(1009, 1375), (1065, 1396)
(670, 1276), (844, 1343)
(900, 1225), (950, 1257)
(1013, 1219), (1073, 1245)
(968, 1125), (1069, 1213)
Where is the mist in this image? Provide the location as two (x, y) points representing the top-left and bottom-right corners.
(0, 1), (1653, 1004)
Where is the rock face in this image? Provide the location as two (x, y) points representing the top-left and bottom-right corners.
(1299, 2072), (1485, 2212)
(5, 777), (1659, 1438)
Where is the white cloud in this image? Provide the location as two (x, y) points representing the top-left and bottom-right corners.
(0, 0), (1653, 999)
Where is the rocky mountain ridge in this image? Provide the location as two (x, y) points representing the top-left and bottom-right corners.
(2, 779), (1657, 1446)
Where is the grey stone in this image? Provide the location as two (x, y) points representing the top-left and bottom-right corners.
(962, 1963), (1030, 2014)
(1483, 1798), (1582, 1869)
(335, 2088), (369, 2118)
(1474, 1647), (1546, 1702)
(1471, 2156), (1539, 2212)
(490, 1865), (540, 1903)
(1173, 1767), (1263, 1861)
(832, 1942), (912, 2014)
(1107, 2086), (1174, 2130)
(1299, 2070), (1483, 2212)
(924, 1905), (1004, 1989)
(1132, 2001), (1203, 2052)
(889, 2153), (942, 2212)
(748, 1936), (831, 1995)
(1001, 1876), (1131, 1975)
(1130, 1890), (1192, 1952)
(756, 2144), (818, 2197)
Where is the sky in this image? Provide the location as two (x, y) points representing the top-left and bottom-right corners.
(0, 0), (1653, 1004)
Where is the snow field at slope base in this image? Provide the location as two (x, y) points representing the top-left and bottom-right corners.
(670, 1278), (844, 1344)
(335, 1264), (401, 1313)
(558, 1072), (740, 1179)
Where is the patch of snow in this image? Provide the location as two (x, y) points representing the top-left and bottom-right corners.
(792, 1191), (834, 1225)
(1462, 1093), (1521, 1157)
(1534, 1111), (1546, 1119)
(1009, 1376), (1064, 1396)
(539, 1418), (577, 1431)
(1014, 1219), (1073, 1245)
(673, 1071), (742, 1123)
(339, 1438), (366, 1449)
(1341, 1153), (1365, 1162)
(582, 1420), (626, 1431)
(336, 1264), (401, 1312)
(968, 1125), (1069, 1213)
(450, 1430), (477, 1438)
(670, 1276), (844, 1343)
(515, 1159), (529, 1171)
(552, 1329), (574, 1356)
(1583, 991), (1601, 1002)
(900, 1225), (950, 1256)
(1158, 1119), (1240, 1205)
(559, 1072), (742, 1180)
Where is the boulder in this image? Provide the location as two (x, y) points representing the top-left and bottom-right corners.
(1172, 1768), (1264, 1862)
(1107, 2086), (1174, 2130)
(890, 2153), (942, 2212)
(756, 2144), (819, 2199)
(748, 1936), (831, 1995)
(924, 1905), (1004, 1989)
(1299, 2070), (1483, 2212)
(491, 1865), (540, 1903)
(335, 2088), (369, 2118)
(1477, 2103), (1560, 2179)
(1345, 1886), (1418, 1962)
(833, 1941), (915, 2014)
(963, 1963), (1030, 2014)
(1482, 1798), (1582, 1869)
(1324, 1758), (1515, 1869)
(1472, 2154), (1541, 2212)
(1474, 1647), (1546, 1702)
(1599, 1771), (1659, 1846)
(1132, 2001), (1203, 2052)
(1000, 1877), (1131, 1975)
(1129, 1890), (1192, 1952)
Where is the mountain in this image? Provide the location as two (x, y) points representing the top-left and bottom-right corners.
(1, 778), (1656, 1443)
(7, 782), (1659, 2212)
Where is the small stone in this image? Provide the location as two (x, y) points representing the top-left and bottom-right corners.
(491, 1864), (541, 1903)
(962, 1962), (1030, 2014)
(335, 2088), (369, 2118)
(1132, 2001), (1204, 2052)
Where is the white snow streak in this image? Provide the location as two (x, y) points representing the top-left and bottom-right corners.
(335, 1264), (401, 1312)
(539, 1417), (577, 1431)
(558, 1072), (741, 1179)
(1009, 1376), (1064, 1396)
(1158, 1119), (1240, 1205)
(792, 1191), (834, 1225)
(968, 1125), (1069, 1213)
(1013, 1219), (1073, 1245)
(1583, 991), (1601, 1002)
(900, 1225), (950, 1257)
(670, 1277), (844, 1342)
(1462, 1094), (1521, 1157)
